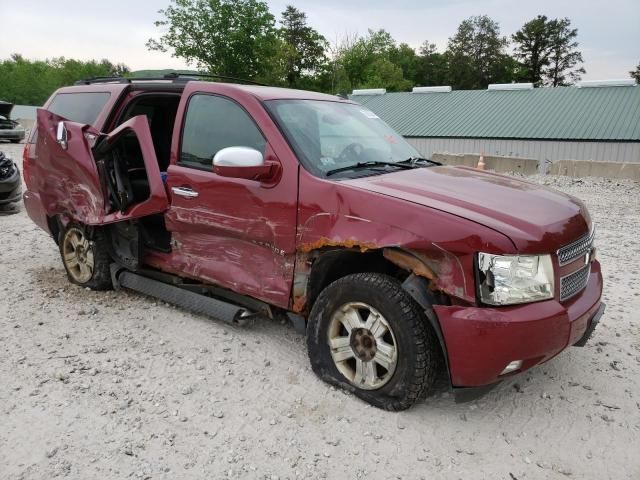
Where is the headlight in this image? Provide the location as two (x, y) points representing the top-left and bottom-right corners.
(477, 253), (554, 305)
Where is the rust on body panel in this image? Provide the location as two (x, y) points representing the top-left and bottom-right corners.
(382, 248), (436, 280)
(298, 237), (379, 254)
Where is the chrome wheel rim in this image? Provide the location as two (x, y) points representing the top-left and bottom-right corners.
(327, 302), (398, 390)
(62, 228), (95, 284)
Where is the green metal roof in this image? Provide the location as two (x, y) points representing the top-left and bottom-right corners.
(351, 85), (640, 141)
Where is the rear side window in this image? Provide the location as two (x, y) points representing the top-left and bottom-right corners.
(180, 94), (266, 169)
(48, 92), (111, 126)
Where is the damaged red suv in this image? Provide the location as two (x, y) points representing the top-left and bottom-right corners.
(23, 76), (604, 410)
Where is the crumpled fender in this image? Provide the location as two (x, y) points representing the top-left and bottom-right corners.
(293, 169), (517, 312)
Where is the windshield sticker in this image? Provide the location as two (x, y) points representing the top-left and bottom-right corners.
(359, 109), (379, 119)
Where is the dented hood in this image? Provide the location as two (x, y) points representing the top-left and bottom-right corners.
(343, 166), (590, 252)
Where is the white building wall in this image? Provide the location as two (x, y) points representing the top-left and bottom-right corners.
(406, 138), (640, 164)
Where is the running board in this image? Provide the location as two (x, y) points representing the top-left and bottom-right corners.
(111, 265), (251, 326)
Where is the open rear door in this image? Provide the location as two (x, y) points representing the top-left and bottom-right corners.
(36, 109), (169, 225)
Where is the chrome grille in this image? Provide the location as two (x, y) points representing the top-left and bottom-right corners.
(557, 229), (595, 266)
(560, 265), (590, 301)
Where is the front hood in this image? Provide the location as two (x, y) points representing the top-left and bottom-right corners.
(0, 102), (14, 118)
(344, 166), (590, 252)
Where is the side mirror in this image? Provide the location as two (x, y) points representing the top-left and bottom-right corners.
(56, 121), (68, 150)
(213, 146), (277, 181)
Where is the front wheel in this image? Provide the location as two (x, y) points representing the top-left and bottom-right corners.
(307, 273), (438, 410)
(59, 224), (112, 290)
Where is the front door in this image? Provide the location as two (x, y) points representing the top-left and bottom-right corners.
(163, 93), (298, 308)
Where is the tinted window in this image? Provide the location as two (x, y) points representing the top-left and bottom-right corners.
(48, 92), (111, 126)
(180, 94), (266, 168)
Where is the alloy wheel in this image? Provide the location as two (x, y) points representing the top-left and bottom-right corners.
(62, 227), (95, 284)
(327, 302), (398, 390)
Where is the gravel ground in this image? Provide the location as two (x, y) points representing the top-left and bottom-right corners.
(1, 141), (639, 480)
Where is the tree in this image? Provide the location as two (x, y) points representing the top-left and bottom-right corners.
(446, 15), (511, 89)
(0, 55), (130, 105)
(332, 29), (413, 92)
(512, 15), (553, 86)
(630, 62), (640, 83)
(414, 41), (449, 86)
(361, 58), (412, 91)
(278, 5), (327, 88)
(388, 43), (418, 84)
(544, 18), (585, 86)
(147, 0), (278, 81)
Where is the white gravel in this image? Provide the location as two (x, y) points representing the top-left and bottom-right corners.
(1, 142), (639, 479)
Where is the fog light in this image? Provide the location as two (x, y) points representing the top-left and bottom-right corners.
(500, 360), (523, 375)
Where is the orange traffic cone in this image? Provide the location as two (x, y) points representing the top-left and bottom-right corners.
(477, 152), (486, 170)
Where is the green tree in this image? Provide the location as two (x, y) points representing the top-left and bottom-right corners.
(512, 15), (554, 86)
(388, 43), (418, 83)
(446, 15), (511, 89)
(631, 62), (640, 83)
(147, 0), (278, 81)
(544, 18), (585, 86)
(278, 5), (327, 88)
(362, 58), (412, 91)
(414, 41), (449, 86)
(332, 29), (412, 92)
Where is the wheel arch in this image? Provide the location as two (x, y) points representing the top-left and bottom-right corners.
(302, 248), (404, 313)
(294, 245), (454, 314)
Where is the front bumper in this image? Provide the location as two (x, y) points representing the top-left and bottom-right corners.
(434, 260), (603, 387)
(0, 128), (25, 142)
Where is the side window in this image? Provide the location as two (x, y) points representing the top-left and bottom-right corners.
(180, 94), (266, 169)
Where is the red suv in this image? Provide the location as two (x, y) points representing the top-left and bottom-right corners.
(23, 76), (604, 410)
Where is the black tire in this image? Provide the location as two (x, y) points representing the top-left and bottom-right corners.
(59, 224), (112, 290)
(307, 273), (438, 411)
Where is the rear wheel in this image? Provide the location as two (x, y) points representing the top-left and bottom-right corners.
(307, 273), (438, 411)
(59, 224), (112, 290)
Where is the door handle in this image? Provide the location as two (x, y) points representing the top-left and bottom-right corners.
(171, 186), (199, 198)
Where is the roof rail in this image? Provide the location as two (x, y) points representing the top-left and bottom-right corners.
(74, 76), (131, 85)
(161, 72), (267, 86)
(74, 72), (267, 86)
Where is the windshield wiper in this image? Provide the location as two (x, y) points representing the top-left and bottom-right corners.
(397, 156), (442, 167)
(325, 160), (414, 177)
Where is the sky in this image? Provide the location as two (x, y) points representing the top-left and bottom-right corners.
(1, 0), (638, 81)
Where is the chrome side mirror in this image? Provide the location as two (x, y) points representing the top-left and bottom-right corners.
(212, 147), (277, 182)
(56, 121), (68, 150)
(212, 146), (264, 168)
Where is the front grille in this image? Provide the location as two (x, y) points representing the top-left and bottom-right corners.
(557, 229), (595, 265)
(560, 264), (590, 301)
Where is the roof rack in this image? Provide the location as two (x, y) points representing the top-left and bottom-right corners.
(74, 72), (267, 86)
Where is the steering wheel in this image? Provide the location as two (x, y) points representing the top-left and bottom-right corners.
(337, 142), (364, 163)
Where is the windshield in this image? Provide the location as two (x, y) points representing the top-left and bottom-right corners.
(266, 100), (422, 177)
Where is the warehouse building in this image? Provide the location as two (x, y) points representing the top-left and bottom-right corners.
(351, 80), (640, 166)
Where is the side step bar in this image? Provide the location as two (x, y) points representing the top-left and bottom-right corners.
(111, 265), (251, 326)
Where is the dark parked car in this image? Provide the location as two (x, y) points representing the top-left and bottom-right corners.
(22, 75), (604, 410)
(0, 101), (26, 143)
